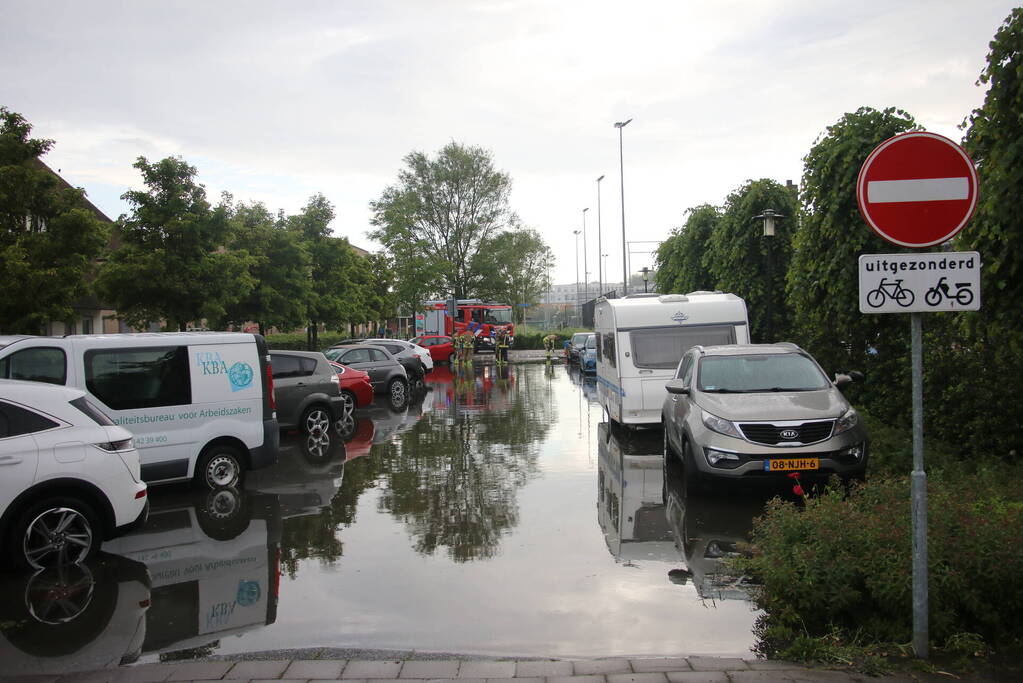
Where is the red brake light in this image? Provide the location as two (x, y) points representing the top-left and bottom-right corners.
(266, 362), (276, 411)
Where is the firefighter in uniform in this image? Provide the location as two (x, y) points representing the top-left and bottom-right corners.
(542, 334), (559, 361)
(460, 330), (476, 365)
(495, 327), (509, 365)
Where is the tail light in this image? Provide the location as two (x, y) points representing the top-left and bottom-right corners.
(95, 438), (134, 452)
(266, 361), (276, 411)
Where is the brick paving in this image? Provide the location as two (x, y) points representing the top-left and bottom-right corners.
(8, 655), (993, 683)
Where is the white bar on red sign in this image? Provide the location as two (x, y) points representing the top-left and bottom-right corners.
(866, 177), (970, 204)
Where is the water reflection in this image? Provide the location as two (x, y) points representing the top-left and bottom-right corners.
(0, 555), (150, 676)
(103, 487), (281, 659)
(663, 455), (760, 601)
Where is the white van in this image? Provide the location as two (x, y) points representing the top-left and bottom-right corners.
(594, 292), (749, 427)
(0, 333), (279, 488)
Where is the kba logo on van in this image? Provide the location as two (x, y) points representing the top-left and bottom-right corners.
(196, 351), (254, 392)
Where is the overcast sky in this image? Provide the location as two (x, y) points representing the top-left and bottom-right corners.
(2, 0), (1014, 287)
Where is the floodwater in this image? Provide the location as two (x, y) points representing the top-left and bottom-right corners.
(1, 362), (783, 676)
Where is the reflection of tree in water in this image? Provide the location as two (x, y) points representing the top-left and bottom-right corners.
(378, 365), (554, 562)
(278, 445), (388, 578)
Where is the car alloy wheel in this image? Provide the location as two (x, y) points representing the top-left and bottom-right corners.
(22, 506), (95, 569)
(303, 406), (331, 436)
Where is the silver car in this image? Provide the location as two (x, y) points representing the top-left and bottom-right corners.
(662, 343), (868, 493)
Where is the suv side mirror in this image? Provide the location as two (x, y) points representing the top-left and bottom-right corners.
(833, 371), (863, 389)
(665, 379), (689, 395)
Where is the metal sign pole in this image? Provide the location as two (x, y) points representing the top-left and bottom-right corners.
(910, 311), (928, 659)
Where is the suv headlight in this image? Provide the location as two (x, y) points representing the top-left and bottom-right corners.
(701, 410), (742, 439)
(834, 407), (859, 435)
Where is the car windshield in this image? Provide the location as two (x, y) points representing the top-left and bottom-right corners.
(585, 335), (596, 349)
(697, 353), (829, 393)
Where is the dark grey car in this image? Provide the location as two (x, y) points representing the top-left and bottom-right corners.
(270, 351), (346, 436)
(324, 344), (409, 406)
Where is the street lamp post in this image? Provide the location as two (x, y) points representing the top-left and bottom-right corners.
(614, 118), (632, 295)
(573, 229), (582, 326)
(641, 266), (650, 293)
(754, 208), (782, 342)
(582, 207), (590, 304)
(596, 175), (605, 297)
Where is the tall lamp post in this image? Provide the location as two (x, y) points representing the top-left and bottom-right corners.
(573, 229), (582, 326)
(582, 207), (590, 303)
(596, 175), (605, 296)
(614, 118), (632, 295)
(754, 208), (782, 342)
(640, 266), (650, 293)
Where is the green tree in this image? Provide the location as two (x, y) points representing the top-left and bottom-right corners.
(705, 179), (798, 342)
(220, 200), (311, 334)
(787, 107), (919, 388)
(96, 156), (255, 331)
(961, 7), (1023, 332)
(369, 142), (515, 302)
(0, 107), (109, 333)
(654, 204), (720, 295)
(473, 227), (552, 322)
(287, 194), (365, 345)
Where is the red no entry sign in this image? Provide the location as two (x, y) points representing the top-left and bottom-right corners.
(857, 131), (979, 248)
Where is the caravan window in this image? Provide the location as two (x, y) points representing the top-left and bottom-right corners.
(602, 333), (616, 368)
(630, 325), (735, 369)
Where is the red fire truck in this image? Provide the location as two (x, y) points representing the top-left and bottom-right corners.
(419, 299), (515, 352)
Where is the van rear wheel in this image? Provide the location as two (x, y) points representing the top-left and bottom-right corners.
(197, 446), (243, 489)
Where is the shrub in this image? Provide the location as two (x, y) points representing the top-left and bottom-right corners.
(734, 473), (1023, 657)
(265, 333), (351, 351)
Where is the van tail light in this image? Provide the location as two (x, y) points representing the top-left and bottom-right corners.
(266, 362), (276, 411)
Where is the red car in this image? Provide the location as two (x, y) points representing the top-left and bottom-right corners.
(410, 335), (455, 363)
(329, 361), (374, 414)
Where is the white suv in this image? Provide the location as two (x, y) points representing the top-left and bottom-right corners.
(0, 380), (148, 570)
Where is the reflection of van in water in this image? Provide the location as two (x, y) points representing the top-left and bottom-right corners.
(594, 293), (749, 426)
(102, 489), (281, 656)
(0, 333), (279, 488)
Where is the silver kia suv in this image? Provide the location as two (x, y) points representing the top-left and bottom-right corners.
(662, 343), (868, 493)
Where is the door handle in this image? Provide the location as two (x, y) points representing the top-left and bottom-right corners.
(0, 455), (22, 465)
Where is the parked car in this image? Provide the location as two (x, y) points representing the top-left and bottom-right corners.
(568, 332), (593, 365)
(582, 334), (597, 374)
(363, 338), (434, 373)
(0, 332), (278, 489)
(662, 343), (868, 493)
(328, 361), (374, 414)
(269, 351), (345, 437)
(0, 380), (149, 569)
(409, 335), (455, 364)
(323, 344), (409, 406)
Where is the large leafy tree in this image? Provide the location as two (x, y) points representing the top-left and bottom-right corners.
(96, 156), (254, 330)
(473, 227), (551, 322)
(287, 194), (366, 343)
(787, 107), (919, 382)
(654, 204), (720, 295)
(369, 142), (515, 303)
(0, 107), (108, 333)
(961, 7), (1023, 333)
(220, 200), (311, 334)
(704, 180), (798, 342)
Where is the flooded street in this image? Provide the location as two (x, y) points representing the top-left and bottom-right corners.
(2, 362), (780, 676)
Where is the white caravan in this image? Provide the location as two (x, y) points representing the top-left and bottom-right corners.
(594, 292), (749, 427)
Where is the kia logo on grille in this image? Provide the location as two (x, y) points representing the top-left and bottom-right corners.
(780, 429), (799, 440)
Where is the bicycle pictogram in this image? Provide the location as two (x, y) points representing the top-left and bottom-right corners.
(866, 277), (915, 308)
(924, 276), (974, 307)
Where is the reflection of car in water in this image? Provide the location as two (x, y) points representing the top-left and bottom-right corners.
(596, 422), (675, 564)
(662, 456), (758, 601)
(247, 431), (345, 519)
(0, 555), (151, 677)
(102, 487), (282, 657)
(425, 364), (514, 416)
